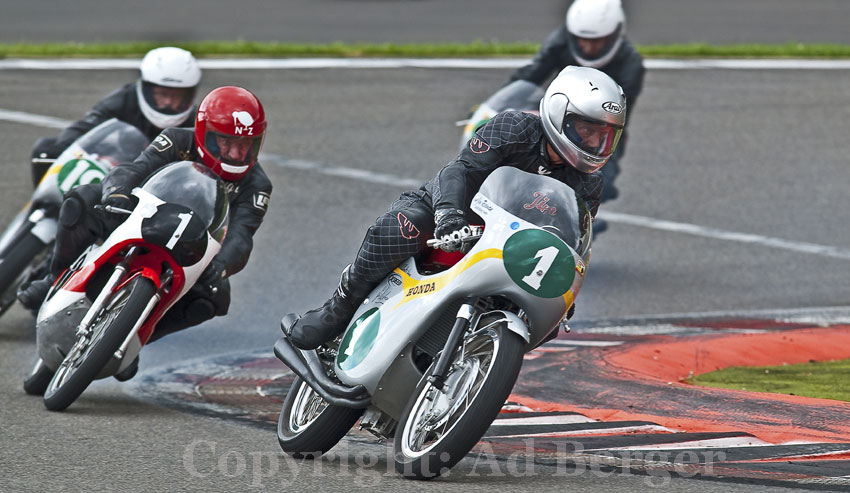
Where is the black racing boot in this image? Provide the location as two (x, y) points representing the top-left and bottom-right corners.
(17, 273), (58, 311)
(287, 266), (371, 350)
(114, 356), (139, 382)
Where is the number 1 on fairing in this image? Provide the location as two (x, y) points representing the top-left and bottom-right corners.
(166, 212), (193, 249)
(521, 246), (559, 290)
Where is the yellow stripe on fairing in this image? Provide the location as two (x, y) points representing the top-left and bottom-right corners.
(562, 289), (575, 308)
(393, 248), (503, 308)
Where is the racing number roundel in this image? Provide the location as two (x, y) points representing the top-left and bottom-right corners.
(57, 159), (107, 193)
(503, 229), (575, 298)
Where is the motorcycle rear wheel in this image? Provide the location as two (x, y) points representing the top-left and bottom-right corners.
(0, 232), (48, 316)
(277, 376), (364, 458)
(43, 275), (156, 411)
(393, 321), (525, 480)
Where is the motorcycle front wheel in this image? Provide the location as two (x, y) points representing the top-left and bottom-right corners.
(277, 376), (364, 458)
(43, 275), (156, 411)
(393, 321), (526, 480)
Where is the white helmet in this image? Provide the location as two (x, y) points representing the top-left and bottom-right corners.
(539, 66), (626, 174)
(565, 0), (626, 68)
(136, 47), (202, 128)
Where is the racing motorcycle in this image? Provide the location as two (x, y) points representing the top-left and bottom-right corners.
(26, 161), (229, 411)
(274, 166), (592, 479)
(457, 79), (543, 151)
(0, 119), (149, 318)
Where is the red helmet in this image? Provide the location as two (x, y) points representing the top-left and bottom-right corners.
(194, 86), (266, 181)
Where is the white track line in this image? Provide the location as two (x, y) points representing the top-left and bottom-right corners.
(2, 58), (850, 71)
(0, 108), (70, 129)
(600, 436), (773, 451)
(493, 415), (597, 425)
(5, 109), (850, 262)
(603, 210), (850, 261)
(490, 424), (674, 438)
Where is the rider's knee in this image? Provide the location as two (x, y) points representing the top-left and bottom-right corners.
(58, 196), (86, 229)
(59, 183), (103, 229)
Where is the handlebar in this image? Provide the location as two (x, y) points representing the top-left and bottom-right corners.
(426, 225), (484, 250)
(94, 204), (133, 215)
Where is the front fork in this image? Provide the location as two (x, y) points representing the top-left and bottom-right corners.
(69, 246), (168, 365)
(74, 246), (139, 340)
(427, 297), (478, 391)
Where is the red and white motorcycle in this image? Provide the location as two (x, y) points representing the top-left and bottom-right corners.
(28, 161), (229, 411)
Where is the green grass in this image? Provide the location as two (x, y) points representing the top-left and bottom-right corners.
(1, 41), (850, 59)
(689, 358), (850, 402)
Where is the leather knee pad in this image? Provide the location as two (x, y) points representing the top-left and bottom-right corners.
(58, 196), (85, 229)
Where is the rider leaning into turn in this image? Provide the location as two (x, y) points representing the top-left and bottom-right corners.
(28, 46), (202, 188)
(286, 66), (627, 351)
(19, 86), (273, 379)
(508, 0), (644, 230)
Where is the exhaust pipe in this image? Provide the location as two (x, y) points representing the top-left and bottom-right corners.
(274, 315), (370, 409)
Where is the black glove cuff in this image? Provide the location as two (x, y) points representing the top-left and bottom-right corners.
(434, 208), (464, 223)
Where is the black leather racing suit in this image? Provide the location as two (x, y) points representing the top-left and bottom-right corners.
(508, 26), (645, 202)
(347, 110), (602, 289)
(52, 127), (273, 340)
(30, 81), (196, 187)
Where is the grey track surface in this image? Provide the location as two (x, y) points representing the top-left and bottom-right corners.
(2, 0), (850, 45)
(2, 64), (849, 492)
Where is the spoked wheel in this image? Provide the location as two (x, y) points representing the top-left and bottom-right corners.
(43, 275), (156, 411)
(0, 232), (48, 316)
(394, 321), (526, 480)
(277, 376), (364, 458)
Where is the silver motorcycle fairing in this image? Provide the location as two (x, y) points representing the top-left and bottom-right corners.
(334, 168), (588, 394)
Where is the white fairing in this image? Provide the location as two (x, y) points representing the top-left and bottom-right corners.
(36, 186), (223, 340)
(30, 217), (58, 244)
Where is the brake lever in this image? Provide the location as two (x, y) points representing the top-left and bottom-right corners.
(94, 204), (133, 215)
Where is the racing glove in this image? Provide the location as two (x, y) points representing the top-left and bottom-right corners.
(102, 192), (136, 217)
(434, 208), (472, 253)
(199, 258), (227, 288)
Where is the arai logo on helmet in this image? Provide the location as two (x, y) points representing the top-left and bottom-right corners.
(602, 101), (623, 114)
(232, 111), (255, 135)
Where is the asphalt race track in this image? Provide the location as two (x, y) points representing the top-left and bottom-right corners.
(3, 3), (850, 492)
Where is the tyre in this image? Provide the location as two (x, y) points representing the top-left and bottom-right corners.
(0, 232), (48, 316)
(277, 376), (363, 458)
(23, 358), (55, 396)
(393, 321), (526, 480)
(43, 275), (156, 411)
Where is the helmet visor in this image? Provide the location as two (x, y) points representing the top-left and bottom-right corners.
(563, 114), (623, 158)
(569, 27), (621, 62)
(141, 81), (196, 115)
(204, 130), (263, 168)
